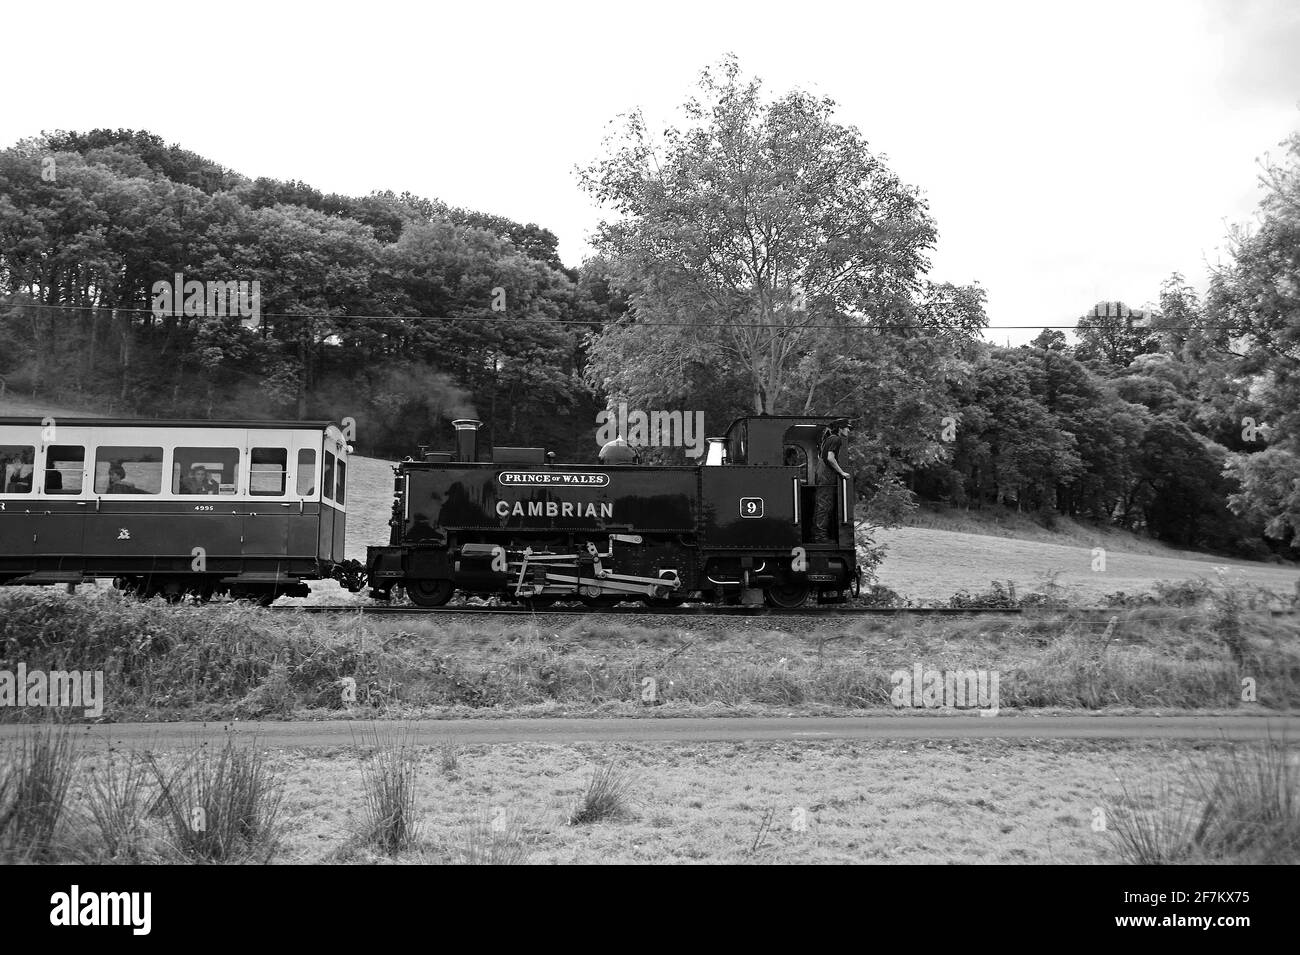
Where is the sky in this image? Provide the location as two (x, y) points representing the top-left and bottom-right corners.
(3, 0), (1298, 345)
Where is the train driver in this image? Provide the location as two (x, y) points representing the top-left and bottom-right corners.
(812, 418), (852, 542)
(598, 435), (640, 465)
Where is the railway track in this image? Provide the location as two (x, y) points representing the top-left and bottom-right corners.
(274, 603), (1299, 618)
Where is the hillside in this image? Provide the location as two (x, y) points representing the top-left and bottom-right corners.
(871, 506), (1298, 603)
(872, 526), (1297, 604)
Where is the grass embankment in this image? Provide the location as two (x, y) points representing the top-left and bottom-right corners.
(3, 725), (1296, 864)
(877, 508), (1298, 605)
(2, 589), (1297, 721)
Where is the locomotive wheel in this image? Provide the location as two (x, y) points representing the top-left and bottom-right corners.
(580, 595), (623, 608)
(763, 581), (811, 609)
(407, 578), (454, 608)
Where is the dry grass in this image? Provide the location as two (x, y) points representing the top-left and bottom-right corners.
(4, 590), (1299, 720)
(355, 726), (422, 855)
(0, 724), (80, 861)
(438, 738), (461, 776)
(452, 809), (530, 864)
(146, 736), (285, 862)
(78, 754), (153, 862)
(568, 761), (634, 825)
(1109, 735), (1300, 864)
(4, 735), (1296, 863)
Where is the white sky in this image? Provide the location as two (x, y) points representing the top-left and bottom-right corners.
(3, 0), (1298, 344)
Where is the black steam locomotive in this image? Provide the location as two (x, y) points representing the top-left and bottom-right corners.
(366, 415), (860, 609)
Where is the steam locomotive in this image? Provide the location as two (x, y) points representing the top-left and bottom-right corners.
(365, 415), (860, 609)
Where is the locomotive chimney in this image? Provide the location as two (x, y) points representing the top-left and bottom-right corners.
(452, 419), (482, 463)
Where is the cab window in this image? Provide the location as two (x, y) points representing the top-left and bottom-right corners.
(45, 446), (84, 494)
(250, 448), (287, 496)
(323, 452), (335, 502)
(173, 448), (240, 495)
(94, 446), (163, 494)
(335, 459), (346, 505)
(0, 445), (35, 494)
(727, 423), (747, 465)
(296, 449), (316, 495)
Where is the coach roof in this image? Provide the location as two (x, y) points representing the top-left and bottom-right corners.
(0, 418), (338, 430)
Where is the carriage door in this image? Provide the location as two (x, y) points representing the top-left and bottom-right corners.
(243, 432), (293, 563)
(331, 450), (347, 563)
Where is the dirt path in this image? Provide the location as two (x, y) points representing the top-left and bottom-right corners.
(4, 715), (1295, 748)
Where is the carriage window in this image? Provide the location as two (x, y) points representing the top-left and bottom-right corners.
(173, 448), (240, 495)
(94, 446), (163, 494)
(0, 445), (35, 494)
(44, 446), (84, 494)
(323, 452), (335, 502)
(335, 459), (346, 505)
(250, 447), (287, 496)
(296, 449), (316, 495)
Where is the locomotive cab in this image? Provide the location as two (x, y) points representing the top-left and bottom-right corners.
(719, 415), (853, 547)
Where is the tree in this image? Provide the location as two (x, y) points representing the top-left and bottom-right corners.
(1073, 301), (1160, 371)
(579, 55), (938, 415)
(1207, 129), (1300, 542)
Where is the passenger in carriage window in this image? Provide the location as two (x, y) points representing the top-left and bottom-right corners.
(181, 464), (220, 495)
(1, 447), (35, 493)
(105, 462), (145, 494)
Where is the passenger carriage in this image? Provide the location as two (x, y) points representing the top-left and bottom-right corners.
(0, 418), (353, 603)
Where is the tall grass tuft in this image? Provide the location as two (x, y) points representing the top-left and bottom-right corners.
(1211, 571), (1249, 667)
(1110, 735), (1300, 864)
(438, 738), (460, 776)
(147, 736), (285, 862)
(568, 761), (633, 825)
(358, 727), (422, 855)
(0, 725), (81, 862)
(79, 755), (155, 863)
(453, 809), (530, 865)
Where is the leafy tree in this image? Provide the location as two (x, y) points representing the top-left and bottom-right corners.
(1073, 300), (1160, 371)
(579, 55), (938, 415)
(1204, 130), (1300, 543)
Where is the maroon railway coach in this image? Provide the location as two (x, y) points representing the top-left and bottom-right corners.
(0, 418), (354, 603)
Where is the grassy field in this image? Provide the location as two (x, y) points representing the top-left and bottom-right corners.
(3, 731), (1295, 864)
(873, 525), (1299, 605)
